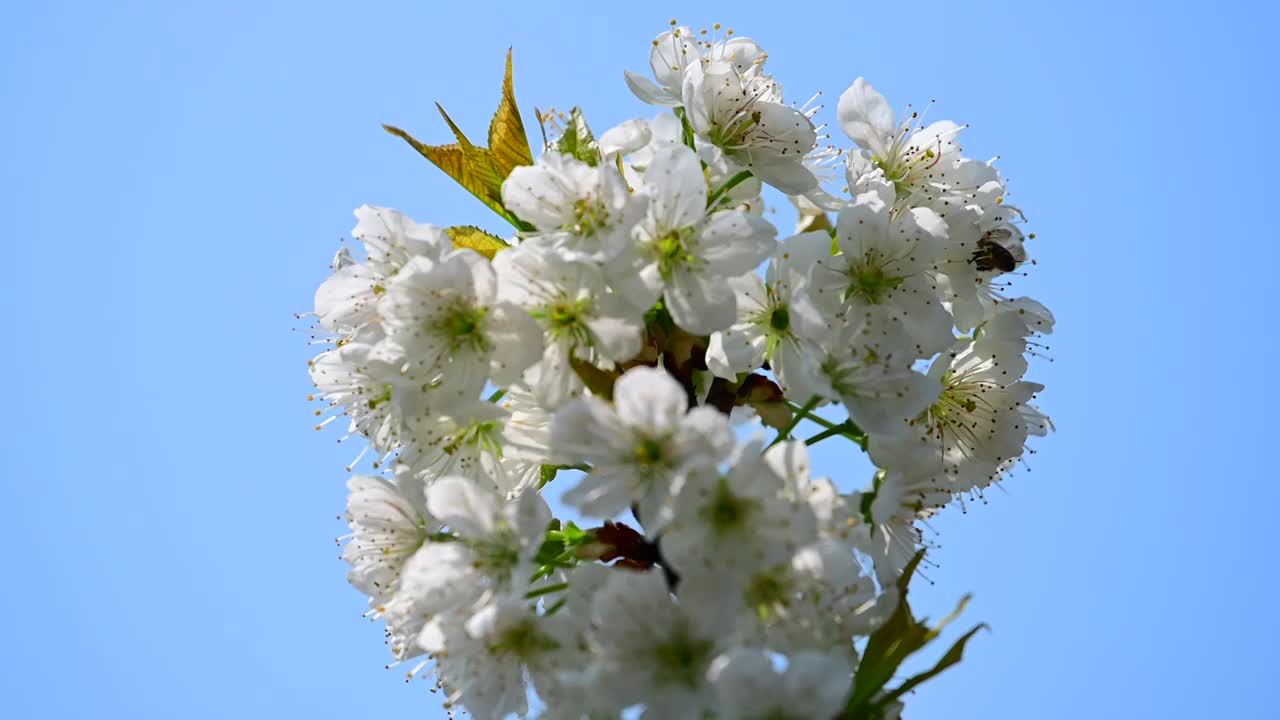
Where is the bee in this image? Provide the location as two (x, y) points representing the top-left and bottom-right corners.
(969, 228), (1024, 273)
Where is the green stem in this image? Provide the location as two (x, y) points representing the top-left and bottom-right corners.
(786, 400), (840, 430)
(805, 425), (850, 446)
(770, 396), (819, 447)
(706, 170), (753, 208)
(524, 582), (569, 599)
(487, 388), (507, 403)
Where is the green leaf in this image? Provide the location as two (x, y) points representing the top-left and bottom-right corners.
(845, 552), (987, 718)
(879, 621), (989, 704)
(538, 464), (558, 489)
(488, 48), (534, 178)
(848, 553), (929, 710)
(445, 225), (509, 259)
(556, 107), (600, 166)
(382, 120), (519, 228)
(381, 51), (539, 231)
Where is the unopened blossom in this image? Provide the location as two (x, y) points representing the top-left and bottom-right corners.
(607, 144), (776, 334)
(624, 26), (767, 108)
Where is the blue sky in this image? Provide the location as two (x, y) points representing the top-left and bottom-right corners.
(3, 1), (1277, 717)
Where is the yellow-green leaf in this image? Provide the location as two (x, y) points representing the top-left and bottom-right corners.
(445, 225), (509, 260)
(382, 121), (518, 228)
(488, 48), (534, 179)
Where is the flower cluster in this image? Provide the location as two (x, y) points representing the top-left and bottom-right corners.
(307, 23), (1053, 720)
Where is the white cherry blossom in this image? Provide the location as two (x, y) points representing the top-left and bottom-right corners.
(608, 144), (776, 334)
(807, 178), (954, 357)
(683, 59), (819, 194)
(340, 474), (437, 602)
(494, 244), (644, 407)
(501, 151), (645, 262)
(308, 28), (1058, 717)
(706, 231), (830, 396)
(314, 205), (452, 332)
(837, 78), (965, 207)
(376, 249), (543, 410)
(552, 365), (734, 533)
(582, 569), (729, 719)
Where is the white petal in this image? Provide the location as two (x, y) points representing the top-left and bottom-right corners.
(426, 476), (501, 538)
(709, 649), (780, 716)
(707, 324), (767, 377)
(624, 70), (682, 107)
(648, 28), (699, 93)
(606, 245), (663, 311)
(501, 161), (575, 230)
(665, 271), (737, 335)
(583, 296), (645, 362)
(837, 77), (896, 153)
(773, 230), (834, 293)
(550, 395), (629, 465)
(486, 302), (545, 385)
(748, 156), (818, 196)
(835, 195), (891, 259)
(599, 118), (653, 156)
(526, 339), (580, 409)
(763, 439), (812, 496)
(509, 487), (552, 544)
(613, 366), (688, 436)
(314, 263), (380, 330)
(644, 145), (707, 230)
(699, 210), (776, 274)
